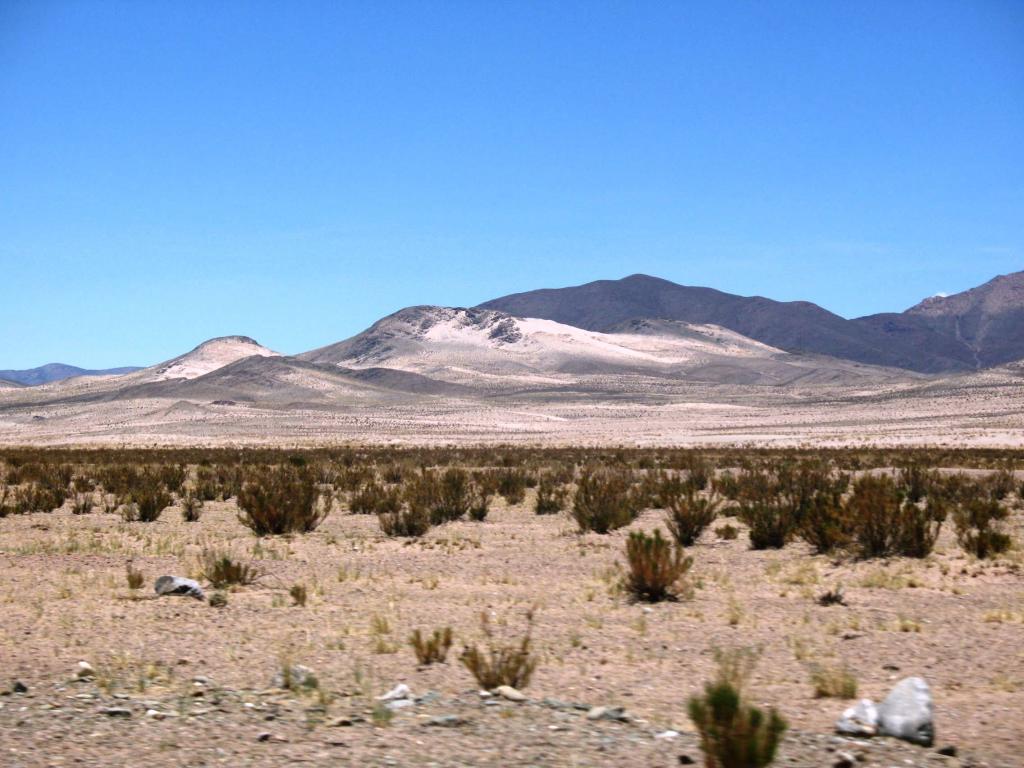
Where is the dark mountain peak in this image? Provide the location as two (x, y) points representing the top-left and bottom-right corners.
(0, 363), (142, 387)
(479, 274), (977, 373)
(906, 270), (1024, 317)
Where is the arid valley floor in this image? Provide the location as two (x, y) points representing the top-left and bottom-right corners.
(0, 448), (1021, 767)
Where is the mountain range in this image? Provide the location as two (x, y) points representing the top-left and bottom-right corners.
(2, 269), (1021, 446)
(5, 270), (1021, 388)
(480, 270), (1024, 373)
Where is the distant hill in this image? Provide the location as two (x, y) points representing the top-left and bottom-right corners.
(0, 363), (142, 386)
(478, 273), (1012, 372)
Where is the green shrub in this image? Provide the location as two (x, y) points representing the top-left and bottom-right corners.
(181, 492), (203, 522)
(534, 473), (568, 515)
(349, 481), (401, 515)
(237, 465), (328, 535)
(846, 475), (905, 558)
(378, 504), (432, 537)
(665, 490), (720, 546)
(460, 610), (538, 690)
(624, 528), (693, 602)
(199, 549), (261, 588)
(688, 650), (787, 768)
(572, 469), (639, 534)
(954, 498), (1012, 558)
(409, 627), (453, 665)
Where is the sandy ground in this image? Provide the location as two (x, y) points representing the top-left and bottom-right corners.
(1, 488), (1021, 766)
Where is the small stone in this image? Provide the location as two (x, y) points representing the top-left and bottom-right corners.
(834, 752), (856, 768)
(75, 662), (94, 679)
(415, 691), (441, 705)
(836, 699), (879, 737)
(145, 709), (166, 720)
(154, 575), (205, 600)
(587, 706), (607, 720)
(385, 698), (414, 711)
(100, 707), (132, 717)
(678, 756), (696, 766)
(937, 746), (957, 757)
(655, 730), (680, 740)
(328, 716), (355, 727)
(587, 705), (629, 722)
(12, 681), (27, 694)
(377, 683), (411, 701)
(257, 732), (272, 742)
(424, 714), (468, 727)
(495, 685), (527, 702)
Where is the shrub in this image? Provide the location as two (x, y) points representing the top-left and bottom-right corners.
(572, 469), (639, 533)
(409, 627), (453, 665)
(237, 465), (328, 535)
(734, 470), (797, 550)
(715, 523), (739, 540)
(895, 499), (944, 558)
(688, 649), (787, 768)
(433, 468), (473, 523)
(378, 505), (432, 537)
(125, 561), (144, 590)
(72, 492), (94, 515)
(199, 549), (261, 588)
(624, 528), (693, 602)
(810, 664), (857, 699)
(534, 474), (568, 515)
(122, 476), (172, 523)
(796, 487), (849, 554)
(845, 475), (905, 558)
(496, 469), (528, 505)
(460, 609), (538, 690)
(290, 583), (308, 607)
(467, 486), (490, 522)
(349, 481), (401, 515)
(181, 492), (203, 522)
(954, 498), (1012, 558)
(665, 490), (720, 546)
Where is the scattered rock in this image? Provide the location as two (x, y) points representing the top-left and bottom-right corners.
(587, 705), (629, 722)
(256, 732), (272, 742)
(377, 683), (411, 701)
(145, 709), (168, 720)
(495, 685), (527, 702)
(75, 661), (94, 679)
(424, 714), (468, 727)
(99, 707), (132, 718)
(655, 729), (679, 740)
(678, 756), (696, 766)
(415, 691), (441, 705)
(836, 699), (879, 737)
(877, 677), (934, 746)
(833, 751), (856, 768)
(937, 745), (957, 757)
(386, 698), (414, 711)
(11, 681), (28, 694)
(154, 576), (204, 600)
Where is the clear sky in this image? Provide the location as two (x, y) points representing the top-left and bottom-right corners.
(1, 1), (1022, 368)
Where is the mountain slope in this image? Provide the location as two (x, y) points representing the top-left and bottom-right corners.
(0, 363), (142, 386)
(892, 270), (1024, 368)
(479, 274), (977, 372)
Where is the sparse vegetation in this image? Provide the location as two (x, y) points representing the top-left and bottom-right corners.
(236, 465), (328, 535)
(409, 626), (453, 665)
(460, 609), (538, 690)
(954, 497), (1012, 558)
(572, 468), (640, 533)
(688, 647), (787, 768)
(198, 549), (261, 588)
(665, 490), (720, 546)
(810, 663), (857, 698)
(624, 528), (693, 602)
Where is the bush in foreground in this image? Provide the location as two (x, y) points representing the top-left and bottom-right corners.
(460, 609), (538, 690)
(665, 490), (720, 546)
(572, 469), (639, 533)
(688, 648), (787, 768)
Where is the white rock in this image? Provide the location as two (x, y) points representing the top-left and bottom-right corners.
(377, 683), (412, 701)
(877, 677), (934, 746)
(494, 685), (527, 702)
(836, 698), (879, 736)
(75, 661), (94, 679)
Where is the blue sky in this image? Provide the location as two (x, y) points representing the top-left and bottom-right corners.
(1, 1), (1022, 368)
